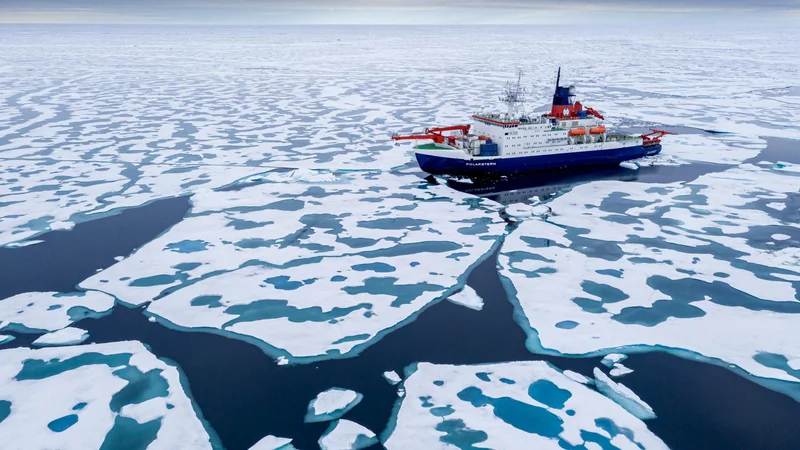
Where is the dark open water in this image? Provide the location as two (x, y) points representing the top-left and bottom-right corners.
(2, 136), (799, 449)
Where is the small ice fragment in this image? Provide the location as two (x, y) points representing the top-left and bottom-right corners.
(563, 370), (592, 385)
(148, 316), (157, 323)
(305, 387), (363, 423)
(593, 368), (655, 420)
(49, 221), (75, 231)
(276, 356), (288, 366)
(32, 327), (89, 347)
(383, 370), (401, 385)
(5, 240), (44, 248)
(318, 419), (377, 450)
(619, 161), (638, 170)
(601, 353), (628, 367)
(787, 359), (800, 371)
(249, 435), (294, 450)
(610, 363), (634, 377)
(0, 335), (15, 346)
(114, 256), (125, 262)
(397, 387), (406, 397)
(447, 286), (484, 311)
(772, 234), (791, 241)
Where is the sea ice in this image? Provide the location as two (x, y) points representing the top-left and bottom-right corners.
(499, 162), (800, 395)
(305, 388), (363, 423)
(609, 364), (634, 378)
(447, 286), (484, 311)
(319, 419), (377, 450)
(81, 171), (505, 363)
(0, 341), (216, 449)
(383, 371), (402, 385)
(49, 221), (75, 231)
(562, 370), (592, 385)
(249, 435), (295, 450)
(593, 369), (655, 420)
(618, 162), (638, 170)
(0, 335), (14, 346)
(0, 291), (115, 333)
(383, 361), (667, 449)
(601, 354), (628, 368)
(32, 328), (90, 347)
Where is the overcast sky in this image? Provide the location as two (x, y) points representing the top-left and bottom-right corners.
(1, 0), (797, 24)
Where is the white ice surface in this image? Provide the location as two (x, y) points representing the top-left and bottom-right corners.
(82, 171), (504, 362)
(49, 221), (75, 231)
(0, 291), (115, 333)
(383, 371), (402, 385)
(0, 341), (214, 450)
(0, 335), (14, 346)
(306, 387), (362, 423)
(447, 286), (484, 311)
(384, 361), (667, 449)
(562, 370), (592, 385)
(249, 435), (294, 450)
(618, 162), (638, 171)
(318, 419), (377, 450)
(499, 162), (800, 389)
(32, 328), (89, 347)
(593, 369), (655, 420)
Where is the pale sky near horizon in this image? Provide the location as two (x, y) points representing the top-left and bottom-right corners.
(0, 0), (798, 24)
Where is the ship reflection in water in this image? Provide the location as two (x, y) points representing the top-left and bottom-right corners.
(440, 164), (649, 206)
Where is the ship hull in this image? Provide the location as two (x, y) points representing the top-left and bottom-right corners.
(416, 144), (661, 175)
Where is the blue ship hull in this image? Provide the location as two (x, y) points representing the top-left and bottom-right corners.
(416, 144), (661, 175)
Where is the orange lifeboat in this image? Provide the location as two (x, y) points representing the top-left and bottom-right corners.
(568, 128), (586, 137)
(590, 125), (607, 135)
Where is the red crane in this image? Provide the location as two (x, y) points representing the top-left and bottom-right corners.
(640, 129), (676, 145)
(585, 107), (605, 120)
(392, 124), (471, 146)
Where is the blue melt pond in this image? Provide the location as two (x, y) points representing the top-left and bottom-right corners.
(555, 320), (579, 330)
(527, 380), (572, 409)
(351, 262), (396, 273)
(48, 414), (79, 432)
(165, 240), (209, 253)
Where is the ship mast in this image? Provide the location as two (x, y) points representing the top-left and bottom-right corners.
(499, 69), (527, 118)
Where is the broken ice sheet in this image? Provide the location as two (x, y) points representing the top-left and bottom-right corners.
(0, 341), (217, 449)
(81, 171), (505, 363)
(0, 291), (115, 333)
(32, 328), (90, 347)
(319, 419), (377, 450)
(499, 162), (800, 397)
(593, 369), (655, 420)
(383, 361), (667, 449)
(305, 387), (363, 423)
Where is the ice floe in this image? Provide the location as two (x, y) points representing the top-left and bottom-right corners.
(81, 171), (505, 363)
(619, 162), (638, 171)
(447, 286), (484, 311)
(32, 327), (90, 347)
(319, 419), (377, 450)
(609, 364), (634, 378)
(0, 291), (115, 333)
(593, 369), (655, 420)
(249, 435), (295, 450)
(305, 387), (363, 423)
(383, 371), (402, 385)
(383, 361), (667, 449)
(601, 354), (628, 368)
(499, 162), (800, 397)
(0, 341), (216, 449)
(0, 335), (14, 346)
(562, 370), (592, 385)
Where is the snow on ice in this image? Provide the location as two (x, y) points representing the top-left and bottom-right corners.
(0, 341), (216, 449)
(383, 371), (402, 385)
(305, 388), (363, 423)
(32, 328), (90, 347)
(319, 419), (377, 450)
(81, 171), (505, 363)
(383, 361), (667, 449)
(249, 435), (295, 450)
(499, 162), (800, 396)
(447, 286), (484, 311)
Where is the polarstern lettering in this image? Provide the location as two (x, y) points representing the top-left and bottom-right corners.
(466, 162), (497, 166)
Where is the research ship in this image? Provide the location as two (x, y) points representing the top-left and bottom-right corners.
(392, 69), (674, 175)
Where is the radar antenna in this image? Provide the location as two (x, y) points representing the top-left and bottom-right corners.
(499, 69), (527, 118)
